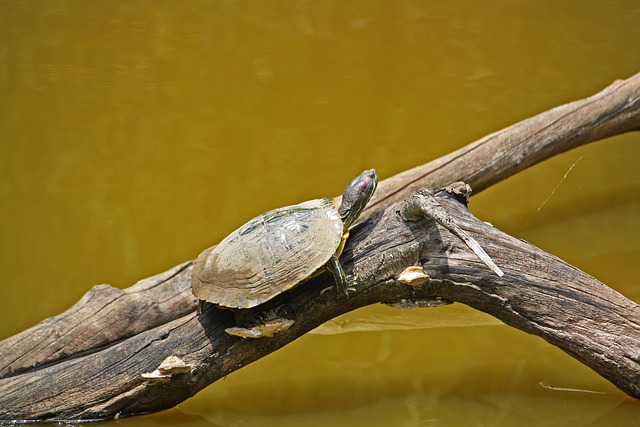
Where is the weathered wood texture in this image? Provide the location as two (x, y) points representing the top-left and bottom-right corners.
(0, 72), (639, 422)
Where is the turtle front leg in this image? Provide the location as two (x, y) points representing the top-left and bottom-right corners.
(328, 254), (356, 296)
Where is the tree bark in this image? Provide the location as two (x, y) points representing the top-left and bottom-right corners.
(1, 72), (639, 422)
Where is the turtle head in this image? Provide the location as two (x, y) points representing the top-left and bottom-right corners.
(338, 168), (378, 228)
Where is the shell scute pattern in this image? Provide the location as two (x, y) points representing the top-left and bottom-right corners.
(195, 198), (343, 308)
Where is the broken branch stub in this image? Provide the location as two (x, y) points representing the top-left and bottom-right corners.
(401, 182), (504, 277)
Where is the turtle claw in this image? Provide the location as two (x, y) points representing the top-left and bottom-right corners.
(338, 275), (357, 296)
(344, 285), (357, 296)
(329, 254), (357, 296)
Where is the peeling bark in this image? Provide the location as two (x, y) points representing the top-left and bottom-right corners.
(1, 72), (639, 422)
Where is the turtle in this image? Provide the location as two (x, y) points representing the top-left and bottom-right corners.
(191, 168), (377, 336)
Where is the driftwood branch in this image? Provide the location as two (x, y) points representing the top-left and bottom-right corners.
(1, 72), (639, 422)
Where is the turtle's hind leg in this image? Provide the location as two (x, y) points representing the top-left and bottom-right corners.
(328, 254), (356, 296)
(197, 300), (208, 314)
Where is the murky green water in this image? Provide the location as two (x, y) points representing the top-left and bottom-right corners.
(1, 1), (639, 425)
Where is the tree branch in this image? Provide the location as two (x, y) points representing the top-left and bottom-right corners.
(1, 72), (639, 422)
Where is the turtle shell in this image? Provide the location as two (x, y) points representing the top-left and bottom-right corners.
(192, 198), (344, 309)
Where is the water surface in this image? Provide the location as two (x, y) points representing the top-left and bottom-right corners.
(1, 1), (639, 425)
